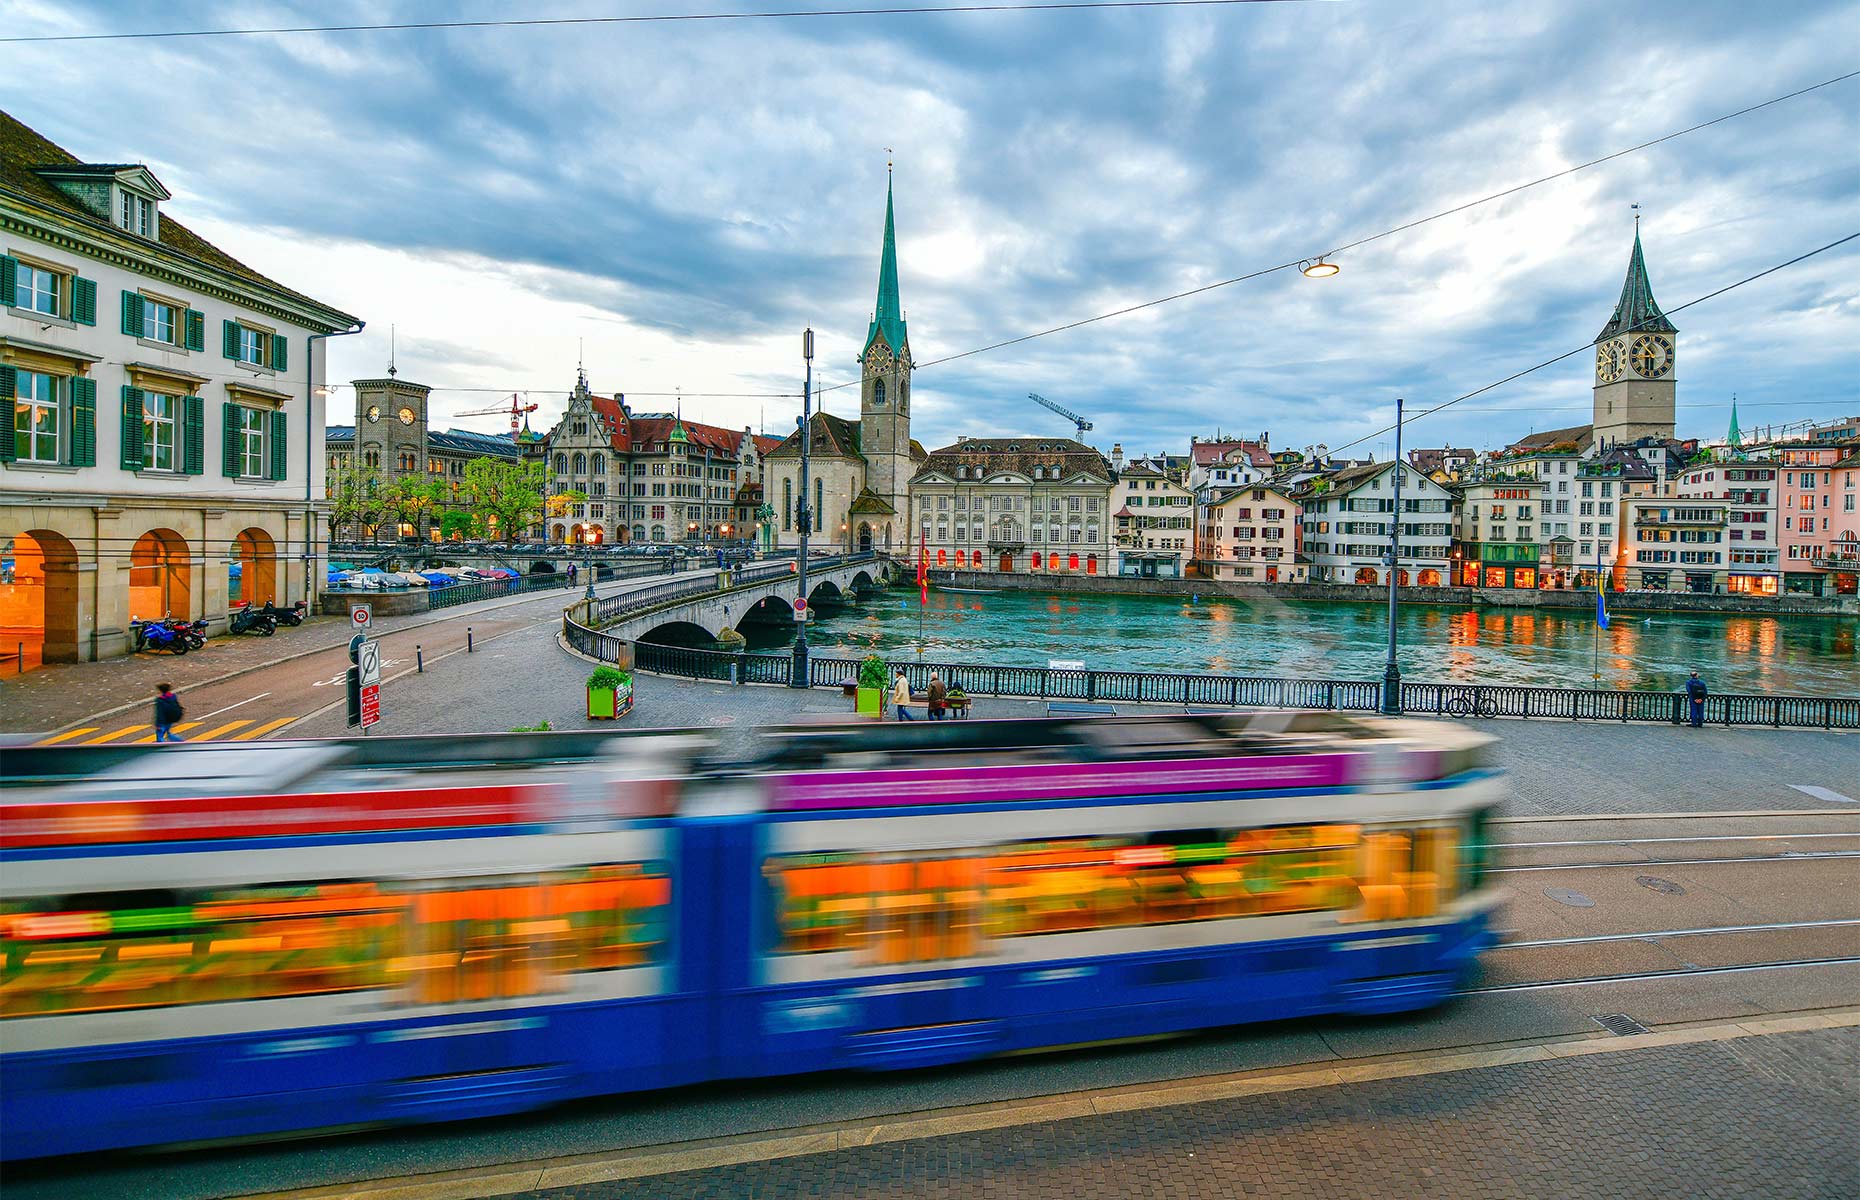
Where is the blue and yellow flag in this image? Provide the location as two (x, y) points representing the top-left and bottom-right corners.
(1595, 571), (1610, 630)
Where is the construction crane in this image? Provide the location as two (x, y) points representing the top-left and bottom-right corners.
(1027, 392), (1094, 439)
(454, 393), (539, 434)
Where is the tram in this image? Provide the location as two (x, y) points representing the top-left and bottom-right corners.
(0, 713), (1503, 1159)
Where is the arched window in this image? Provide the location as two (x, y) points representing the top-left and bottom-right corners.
(1068, 554), (1080, 571)
(899, 379), (908, 411)
(554, 453), (567, 473)
(937, 549), (947, 566)
(651, 525), (665, 542)
(872, 378), (887, 406)
(814, 478), (823, 533)
(971, 550), (982, 567)
(592, 455), (605, 475)
(572, 452), (586, 475)
(783, 478), (793, 530)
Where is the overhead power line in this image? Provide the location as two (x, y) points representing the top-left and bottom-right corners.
(1320, 231), (1860, 460)
(0, 0), (1317, 45)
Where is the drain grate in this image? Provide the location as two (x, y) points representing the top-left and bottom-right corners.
(1593, 1013), (1651, 1037)
(1636, 876), (1686, 895)
(1544, 887), (1595, 908)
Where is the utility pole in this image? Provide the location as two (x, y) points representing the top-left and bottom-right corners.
(1381, 396), (1405, 716)
(791, 328), (814, 688)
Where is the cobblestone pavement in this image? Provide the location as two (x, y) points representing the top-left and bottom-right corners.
(510, 1026), (1860, 1200)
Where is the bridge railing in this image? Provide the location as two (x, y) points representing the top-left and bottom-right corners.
(611, 641), (1858, 730)
(569, 551), (878, 635)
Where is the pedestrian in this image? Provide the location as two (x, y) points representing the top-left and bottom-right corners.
(1684, 670), (1707, 728)
(153, 683), (184, 743)
(568, 563), (577, 584)
(891, 669), (915, 721)
(927, 673), (947, 721)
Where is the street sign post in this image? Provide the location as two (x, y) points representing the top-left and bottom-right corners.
(793, 596), (808, 623)
(358, 639), (382, 730)
(350, 604), (371, 632)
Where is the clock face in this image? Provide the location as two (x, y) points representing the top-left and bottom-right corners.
(398, 406), (416, 426)
(1629, 335), (1673, 379)
(1595, 342), (1622, 384)
(365, 404), (381, 423)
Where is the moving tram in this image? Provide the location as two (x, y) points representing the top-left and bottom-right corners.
(0, 713), (1503, 1159)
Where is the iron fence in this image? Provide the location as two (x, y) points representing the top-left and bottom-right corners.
(583, 638), (1858, 731)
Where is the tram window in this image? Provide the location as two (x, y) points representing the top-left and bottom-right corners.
(764, 822), (1368, 963)
(0, 863), (670, 1019)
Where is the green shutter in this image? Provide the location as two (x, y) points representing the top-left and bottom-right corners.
(184, 308), (205, 351)
(69, 377), (96, 467)
(223, 403), (242, 477)
(270, 333), (288, 372)
(71, 276), (97, 326)
(223, 319), (240, 359)
(0, 365), (15, 464)
(122, 290), (144, 337)
(182, 394), (204, 475)
(0, 255), (15, 305)
(270, 409), (289, 480)
(119, 386), (145, 470)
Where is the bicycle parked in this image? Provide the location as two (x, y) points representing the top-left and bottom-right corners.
(1443, 689), (1499, 718)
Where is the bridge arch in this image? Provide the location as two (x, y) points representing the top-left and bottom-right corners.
(806, 579), (845, 607)
(638, 619), (718, 646)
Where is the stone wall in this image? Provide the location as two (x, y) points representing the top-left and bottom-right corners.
(925, 569), (1858, 617)
(319, 590), (430, 618)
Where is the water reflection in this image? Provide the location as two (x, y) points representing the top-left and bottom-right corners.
(735, 590), (1857, 695)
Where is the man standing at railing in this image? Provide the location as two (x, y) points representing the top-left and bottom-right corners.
(1685, 670), (1708, 728)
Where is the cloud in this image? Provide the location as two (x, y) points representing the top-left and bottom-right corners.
(4, 0), (1855, 453)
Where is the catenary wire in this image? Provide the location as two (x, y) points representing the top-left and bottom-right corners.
(0, 1), (1322, 45)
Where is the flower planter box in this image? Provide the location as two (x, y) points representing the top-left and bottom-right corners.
(587, 669), (634, 720)
(855, 686), (884, 719)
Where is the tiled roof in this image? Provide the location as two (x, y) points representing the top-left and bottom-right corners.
(1510, 425), (1593, 452)
(912, 435), (1110, 483)
(767, 411), (864, 459)
(753, 434), (785, 456)
(1191, 440), (1272, 468)
(848, 487), (897, 516)
(629, 415), (741, 456)
(0, 110), (356, 326)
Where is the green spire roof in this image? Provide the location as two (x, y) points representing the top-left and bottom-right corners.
(863, 175), (908, 358)
(1727, 397), (1742, 447)
(1596, 226), (1677, 343)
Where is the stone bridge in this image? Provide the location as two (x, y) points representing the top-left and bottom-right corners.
(564, 554), (887, 660)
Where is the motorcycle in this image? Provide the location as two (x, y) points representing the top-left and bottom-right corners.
(259, 599), (307, 627)
(159, 615), (209, 650)
(229, 603), (277, 637)
(131, 618), (189, 655)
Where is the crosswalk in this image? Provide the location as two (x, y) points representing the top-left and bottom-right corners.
(34, 716), (300, 746)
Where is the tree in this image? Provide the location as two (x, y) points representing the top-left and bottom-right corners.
(383, 477), (446, 537)
(439, 511), (474, 541)
(460, 457), (554, 544)
(326, 460), (388, 542)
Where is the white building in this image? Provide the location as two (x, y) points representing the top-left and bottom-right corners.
(1675, 458), (1780, 595)
(910, 437), (1114, 575)
(1112, 457), (1193, 576)
(2, 112), (359, 664)
(1198, 484), (1306, 583)
(1300, 462), (1455, 586)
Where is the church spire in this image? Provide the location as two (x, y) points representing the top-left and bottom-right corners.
(864, 166), (908, 358)
(1596, 223), (1677, 343)
(1727, 395), (1742, 448)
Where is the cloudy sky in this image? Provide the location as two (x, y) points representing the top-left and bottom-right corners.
(5, 0), (1855, 457)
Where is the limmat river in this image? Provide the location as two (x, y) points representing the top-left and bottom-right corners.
(722, 587), (1858, 697)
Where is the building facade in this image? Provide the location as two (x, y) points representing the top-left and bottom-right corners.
(1300, 462), (1455, 586)
(1112, 458), (1193, 576)
(1778, 442), (1860, 595)
(2, 111), (358, 664)
(1197, 485), (1305, 583)
(909, 437), (1114, 574)
(765, 177), (923, 552)
(1675, 459), (1779, 595)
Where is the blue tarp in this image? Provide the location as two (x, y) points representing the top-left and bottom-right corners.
(420, 572), (454, 586)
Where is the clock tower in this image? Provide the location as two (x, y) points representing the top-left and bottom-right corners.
(857, 173), (915, 546)
(1591, 225), (1677, 448)
(352, 369), (431, 486)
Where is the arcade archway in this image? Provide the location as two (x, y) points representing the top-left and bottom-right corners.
(130, 528), (191, 620)
(1, 530), (79, 668)
(233, 527), (278, 607)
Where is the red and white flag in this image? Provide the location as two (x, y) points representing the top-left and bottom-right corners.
(917, 528), (929, 605)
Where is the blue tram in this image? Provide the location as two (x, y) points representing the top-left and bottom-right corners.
(0, 713), (1503, 1159)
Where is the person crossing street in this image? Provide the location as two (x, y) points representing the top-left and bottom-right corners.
(153, 683), (185, 743)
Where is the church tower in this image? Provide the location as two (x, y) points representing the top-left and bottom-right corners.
(858, 173), (914, 534)
(352, 367), (431, 484)
(1591, 224), (1677, 448)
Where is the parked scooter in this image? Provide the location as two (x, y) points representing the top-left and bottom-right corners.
(258, 599), (307, 627)
(229, 603), (277, 637)
(130, 618), (190, 655)
(158, 614), (209, 650)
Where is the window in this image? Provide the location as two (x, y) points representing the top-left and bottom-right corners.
(119, 190), (155, 236)
(237, 325), (266, 364)
(141, 297), (176, 344)
(142, 391), (178, 471)
(12, 261), (60, 316)
(12, 370), (59, 463)
(235, 406), (267, 478)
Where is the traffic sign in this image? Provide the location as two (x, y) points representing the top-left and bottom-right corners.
(350, 604), (372, 631)
(793, 596), (808, 612)
(360, 684), (380, 728)
(358, 639), (382, 687)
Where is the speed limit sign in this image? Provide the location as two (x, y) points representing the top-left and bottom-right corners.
(350, 604), (371, 631)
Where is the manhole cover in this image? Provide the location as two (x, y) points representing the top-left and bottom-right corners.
(1545, 887), (1594, 908)
(1593, 1013), (1650, 1037)
(1636, 875), (1685, 895)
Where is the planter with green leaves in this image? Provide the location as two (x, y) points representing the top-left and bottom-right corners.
(587, 665), (634, 719)
(855, 654), (887, 718)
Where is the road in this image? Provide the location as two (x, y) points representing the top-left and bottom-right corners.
(7, 810), (1856, 1200)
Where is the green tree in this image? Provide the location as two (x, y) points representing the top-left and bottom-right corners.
(460, 457), (555, 544)
(439, 511), (474, 541)
(326, 460), (388, 542)
(384, 476), (446, 537)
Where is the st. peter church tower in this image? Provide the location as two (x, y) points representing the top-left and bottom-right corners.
(1591, 225), (1678, 448)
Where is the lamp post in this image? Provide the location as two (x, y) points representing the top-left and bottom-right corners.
(1380, 396), (1405, 716)
(583, 528), (596, 601)
(791, 328), (814, 688)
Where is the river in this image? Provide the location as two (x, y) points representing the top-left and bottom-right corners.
(721, 587), (1858, 697)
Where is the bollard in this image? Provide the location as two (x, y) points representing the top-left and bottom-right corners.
(15, 642), (22, 674)
(467, 627), (474, 653)
(416, 644), (424, 673)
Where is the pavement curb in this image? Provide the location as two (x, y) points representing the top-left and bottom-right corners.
(240, 1005), (1860, 1200)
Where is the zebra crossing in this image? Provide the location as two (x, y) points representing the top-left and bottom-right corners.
(34, 717), (300, 746)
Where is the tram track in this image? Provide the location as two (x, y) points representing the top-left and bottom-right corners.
(1490, 849), (1860, 872)
(1465, 955), (1860, 994)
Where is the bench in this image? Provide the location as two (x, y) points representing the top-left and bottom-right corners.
(1046, 701), (1119, 718)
